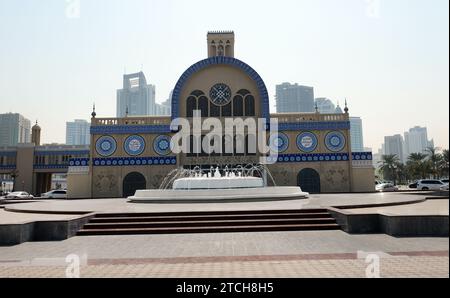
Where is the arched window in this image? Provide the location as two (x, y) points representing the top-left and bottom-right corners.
(218, 45), (224, 56)
(186, 96), (197, 117)
(198, 96), (209, 118)
(210, 103), (221, 117)
(191, 90), (204, 97)
(245, 95), (255, 116)
(237, 89), (251, 97)
(222, 102), (232, 117)
(233, 95), (244, 117)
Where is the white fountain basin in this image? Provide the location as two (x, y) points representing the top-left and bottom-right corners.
(173, 176), (264, 190)
(128, 186), (309, 203)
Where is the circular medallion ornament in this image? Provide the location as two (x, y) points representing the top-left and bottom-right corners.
(209, 83), (232, 106)
(325, 131), (346, 152)
(296, 132), (318, 153)
(153, 135), (172, 156)
(95, 136), (117, 157)
(269, 132), (289, 153)
(124, 135), (146, 156)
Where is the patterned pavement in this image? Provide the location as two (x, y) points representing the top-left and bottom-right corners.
(0, 230), (448, 278)
(1, 254), (448, 278)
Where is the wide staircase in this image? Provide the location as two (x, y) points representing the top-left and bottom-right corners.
(76, 209), (340, 236)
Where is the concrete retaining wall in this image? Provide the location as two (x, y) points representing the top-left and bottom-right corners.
(0, 215), (93, 246)
(328, 208), (449, 237)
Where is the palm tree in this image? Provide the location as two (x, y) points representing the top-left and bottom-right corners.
(439, 149), (449, 178)
(396, 163), (409, 184)
(378, 154), (401, 184)
(425, 147), (442, 179)
(407, 153), (429, 180)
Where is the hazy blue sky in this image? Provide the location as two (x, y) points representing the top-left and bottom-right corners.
(0, 0), (448, 151)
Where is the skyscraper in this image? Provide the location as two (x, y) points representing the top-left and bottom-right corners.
(276, 83), (314, 113)
(350, 117), (364, 152)
(404, 126), (433, 157)
(66, 120), (90, 145)
(116, 72), (157, 117)
(384, 134), (405, 163)
(314, 98), (336, 114)
(0, 113), (31, 147)
(157, 91), (172, 116)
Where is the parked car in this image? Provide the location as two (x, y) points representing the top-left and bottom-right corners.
(376, 183), (399, 192)
(417, 179), (446, 191)
(5, 191), (34, 199)
(40, 189), (67, 199)
(408, 181), (418, 189)
(440, 184), (449, 192)
(440, 179), (449, 184)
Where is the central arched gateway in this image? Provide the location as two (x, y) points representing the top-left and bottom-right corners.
(123, 172), (146, 198)
(298, 168), (321, 194)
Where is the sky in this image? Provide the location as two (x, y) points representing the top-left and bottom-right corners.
(0, 0), (448, 151)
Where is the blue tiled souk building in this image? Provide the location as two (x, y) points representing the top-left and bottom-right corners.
(66, 32), (375, 198)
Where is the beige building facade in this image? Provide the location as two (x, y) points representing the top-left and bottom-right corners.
(67, 32), (375, 198)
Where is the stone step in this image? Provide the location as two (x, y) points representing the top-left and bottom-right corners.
(82, 217), (337, 229)
(89, 212), (332, 223)
(76, 223), (341, 236)
(93, 209), (329, 218)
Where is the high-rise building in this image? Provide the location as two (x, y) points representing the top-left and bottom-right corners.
(383, 134), (405, 163)
(372, 148), (384, 168)
(314, 98), (336, 114)
(350, 117), (364, 152)
(404, 126), (434, 157)
(276, 83), (314, 113)
(116, 72), (157, 117)
(66, 120), (90, 145)
(0, 113), (31, 147)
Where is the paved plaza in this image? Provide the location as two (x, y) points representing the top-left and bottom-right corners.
(1, 192), (448, 277)
(0, 230), (448, 278)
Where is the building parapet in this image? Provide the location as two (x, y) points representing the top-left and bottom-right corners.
(272, 113), (349, 123)
(92, 116), (171, 126)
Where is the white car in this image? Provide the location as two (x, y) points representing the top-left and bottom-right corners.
(440, 184), (449, 192)
(5, 191), (34, 199)
(40, 190), (67, 199)
(417, 179), (446, 191)
(376, 183), (399, 192)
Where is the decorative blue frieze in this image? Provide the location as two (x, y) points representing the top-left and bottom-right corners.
(267, 153), (350, 164)
(95, 136), (117, 157)
(278, 121), (350, 131)
(352, 152), (373, 161)
(325, 131), (346, 152)
(92, 156), (177, 167)
(34, 150), (90, 156)
(269, 132), (289, 153)
(34, 164), (70, 169)
(153, 135), (172, 156)
(90, 125), (172, 135)
(68, 158), (90, 167)
(0, 165), (16, 170)
(124, 135), (146, 156)
(0, 151), (17, 157)
(171, 56), (270, 123)
(296, 132), (318, 153)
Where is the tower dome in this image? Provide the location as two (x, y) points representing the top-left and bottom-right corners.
(31, 120), (41, 146)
